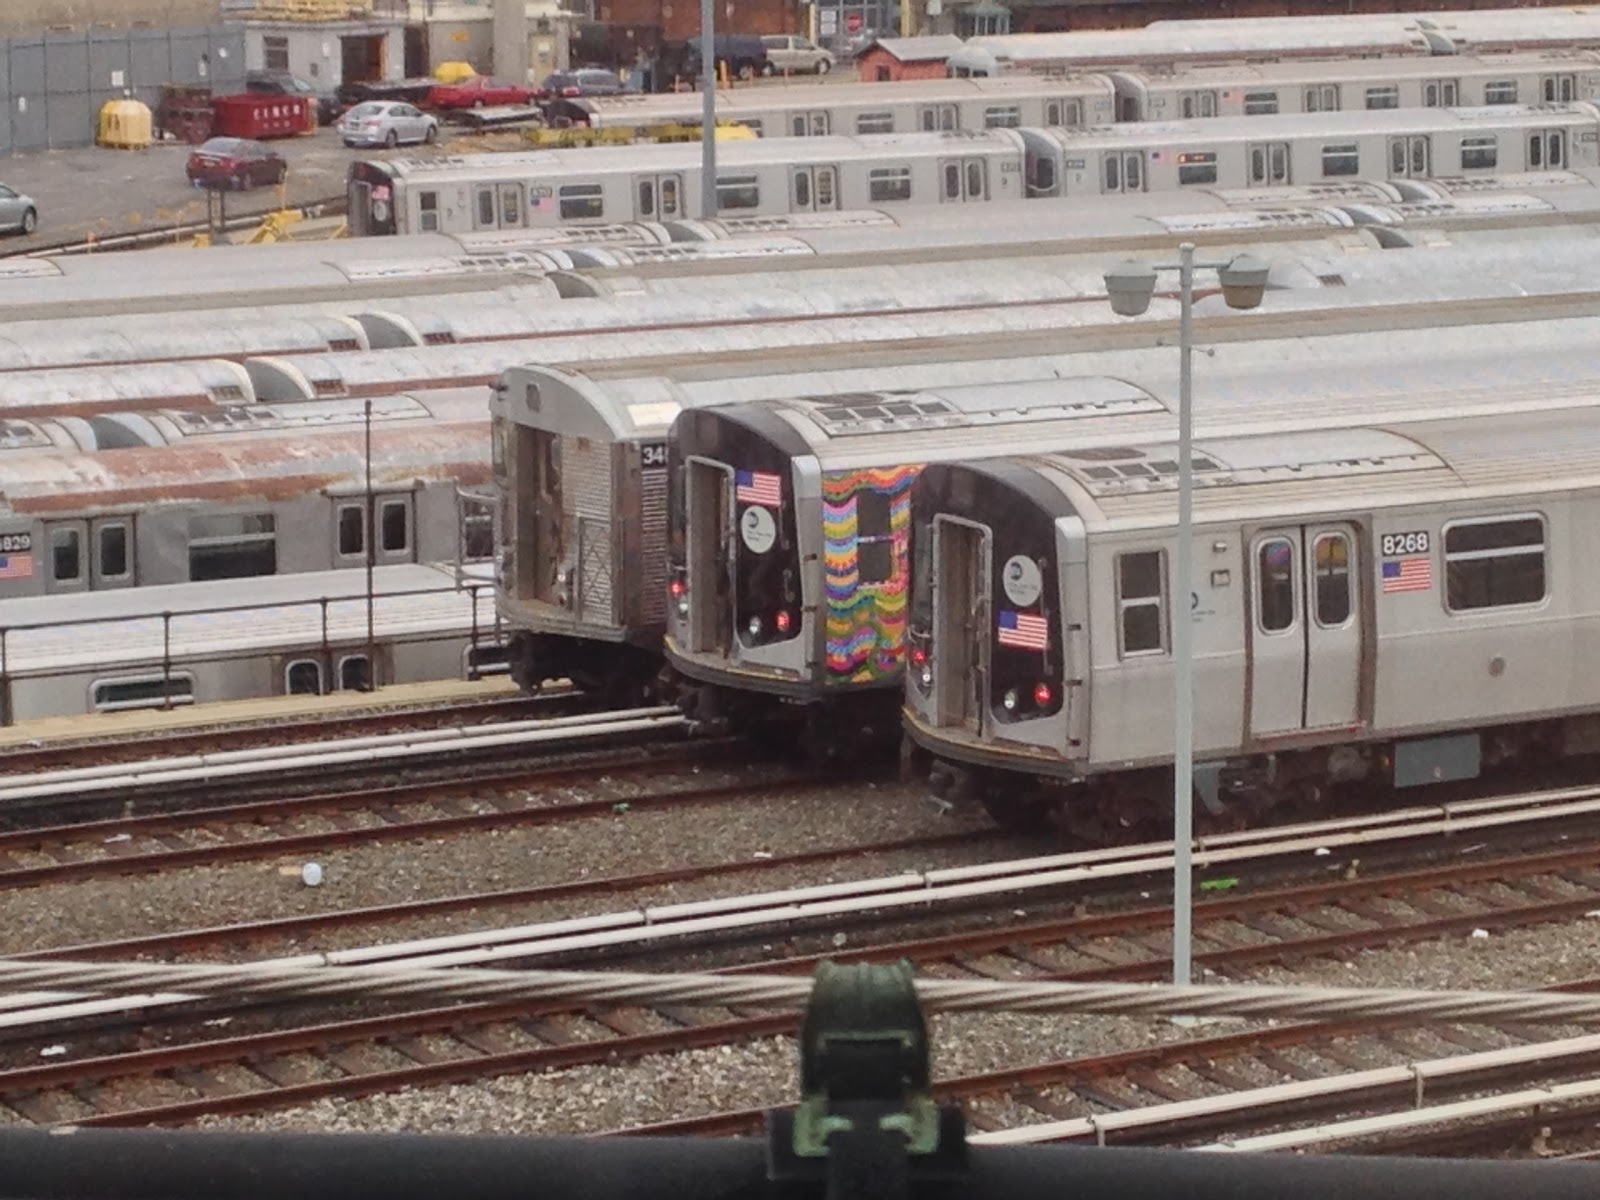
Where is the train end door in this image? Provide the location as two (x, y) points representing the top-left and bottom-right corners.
(791, 165), (838, 211)
(931, 515), (992, 734)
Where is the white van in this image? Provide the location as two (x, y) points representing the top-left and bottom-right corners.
(761, 34), (836, 75)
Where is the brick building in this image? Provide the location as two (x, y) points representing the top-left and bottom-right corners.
(590, 0), (800, 44)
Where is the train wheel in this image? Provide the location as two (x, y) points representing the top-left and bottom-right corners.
(980, 788), (1054, 835)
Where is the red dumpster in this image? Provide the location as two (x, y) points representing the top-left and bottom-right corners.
(210, 92), (315, 139)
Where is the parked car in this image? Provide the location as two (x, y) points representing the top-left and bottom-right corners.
(684, 34), (770, 80)
(337, 101), (439, 148)
(185, 138), (287, 190)
(426, 75), (539, 109)
(760, 34), (835, 74)
(246, 70), (340, 125)
(0, 183), (36, 235)
(533, 68), (629, 101)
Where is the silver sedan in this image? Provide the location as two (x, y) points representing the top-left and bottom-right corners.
(338, 101), (438, 149)
(0, 183), (36, 235)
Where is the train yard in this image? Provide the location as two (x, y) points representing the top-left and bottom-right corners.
(14, 7), (1600, 1181)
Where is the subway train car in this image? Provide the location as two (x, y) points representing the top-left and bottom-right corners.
(901, 404), (1600, 834)
(554, 52), (1600, 134)
(0, 390), (491, 601)
(347, 104), (1600, 234)
(947, 8), (1600, 76)
(0, 562), (504, 725)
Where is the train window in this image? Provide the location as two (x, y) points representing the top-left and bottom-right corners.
(1116, 551), (1165, 656)
(1461, 135), (1498, 170)
(52, 528), (80, 582)
(188, 512), (276, 581)
(1257, 539), (1297, 633)
(339, 655), (372, 691)
(983, 105), (1021, 128)
(790, 114), (808, 136)
(92, 673), (195, 713)
(966, 159), (985, 199)
(418, 192), (439, 233)
(794, 170), (811, 207)
(475, 189), (495, 227)
(338, 504), (365, 557)
(855, 489), (895, 585)
(1423, 79), (1458, 107)
(1485, 80), (1518, 105)
(500, 185), (522, 226)
(810, 112), (830, 135)
(381, 501), (409, 554)
(716, 174), (760, 210)
(462, 499), (495, 560)
(1176, 152), (1217, 185)
(1243, 91), (1279, 116)
(1104, 154), (1119, 191)
(638, 179), (655, 218)
(1179, 90), (1216, 119)
(869, 167), (912, 203)
(661, 176), (679, 213)
(856, 111), (894, 134)
(285, 660), (323, 696)
(1547, 131), (1566, 169)
(1364, 86), (1400, 110)
(1444, 516), (1546, 611)
(816, 168), (835, 208)
(1313, 535), (1351, 627)
(1029, 155), (1056, 195)
(558, 184), (604, 221)
(98, 524), (129, 579)
(1322, 143), (1360, 177)
(943, 162), (961, 200)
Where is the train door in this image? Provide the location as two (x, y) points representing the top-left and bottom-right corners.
(683, 458), (734, 655)
(788, 110), (830, 135)
(374, 493), (415, 566)
(471, 183), (523, 229)
(1248, 524), (1362, 738)
(931, 515), (991, 733)
(636, 174), (684, 220)
(791, 165), (839, 211)
(939, 157), (988, 203)
(918, 104), (958, 131)
(1303, 84), (1339, 112)
(1387, 134), (1432, 179)
(1178, 90), (1217, 118)
(1527, 128), (1568, 170)
(90, 517), (135, 590)
(1422, 78), (1458, 107)
(1543, 73), (1577, 103)
(41, 519), (87, 595)
(1102, 150), (1146, 194)
(1247, 141), (1290, 187)
(1047, 97), (1084, 127)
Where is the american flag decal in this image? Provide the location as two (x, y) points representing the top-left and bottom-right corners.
(1381, 555), (1432, 594)
(736, 469), (782, 508)
(0, 552), (33, 580)
(997, 609), (1048, 651)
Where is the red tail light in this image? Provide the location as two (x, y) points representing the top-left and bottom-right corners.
(775, 610), (792, 633)
(1034, 682), (1053, 707)
(669, 579), (686, 597)
(562, 86), (580, 96)
(910, 646), (928, 666)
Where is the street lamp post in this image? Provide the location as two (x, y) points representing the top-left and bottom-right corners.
(698, 0), (717, 218)
(1103, 243), (1270, 987)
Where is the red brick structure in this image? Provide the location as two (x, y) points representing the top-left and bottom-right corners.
(855, 34), (964, 80)
(594, 0), (801, 43)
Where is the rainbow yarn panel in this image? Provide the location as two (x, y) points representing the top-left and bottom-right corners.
(822, 464), (919, 684)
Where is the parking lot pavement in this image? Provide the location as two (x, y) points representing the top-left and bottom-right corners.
(0, 125), (480, 251)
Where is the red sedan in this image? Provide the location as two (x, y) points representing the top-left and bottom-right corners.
(185, 137), (287, 190)
(426, 75), (537, 109)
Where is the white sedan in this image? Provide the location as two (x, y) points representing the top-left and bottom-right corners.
(338, 101), (439, 149)
(0, 183), (37, 235)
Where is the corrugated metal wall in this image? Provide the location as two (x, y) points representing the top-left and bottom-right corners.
(0, 23), (245, 155)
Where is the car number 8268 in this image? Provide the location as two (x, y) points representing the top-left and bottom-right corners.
(1381, 531), (1429, 557)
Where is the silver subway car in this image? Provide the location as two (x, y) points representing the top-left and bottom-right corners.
(904, 407), (1600, 833)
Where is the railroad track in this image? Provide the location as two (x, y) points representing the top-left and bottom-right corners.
(6, 196), (346, 259)
(0, 705), (687, 827)
(7, 787), (1600, 1129)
